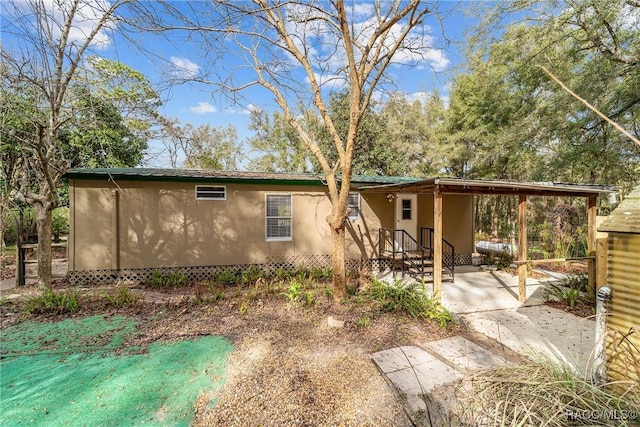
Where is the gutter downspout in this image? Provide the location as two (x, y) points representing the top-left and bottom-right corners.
(594, 285), (612, 385)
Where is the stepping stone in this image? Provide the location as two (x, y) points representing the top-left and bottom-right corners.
(372, 345), (463, 415)
(423, 336), (508, 373)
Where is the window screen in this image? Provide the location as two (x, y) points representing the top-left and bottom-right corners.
(266, 194), (292, 240)
(348, 193), (360, 220)
(195, 186), (226, 200)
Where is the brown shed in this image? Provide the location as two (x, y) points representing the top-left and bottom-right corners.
(598, 185), (640, 383)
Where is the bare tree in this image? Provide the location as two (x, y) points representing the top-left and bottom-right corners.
(1, 0), (129, 288)
(129, 0), (441, 299)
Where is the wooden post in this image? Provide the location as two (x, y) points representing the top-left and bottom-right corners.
(518, 195), (527, 303)
(433, 189), (443, 301)
(588, 196), (597, 292)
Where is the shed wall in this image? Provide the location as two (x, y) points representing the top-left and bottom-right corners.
(605, 232), (640, 383)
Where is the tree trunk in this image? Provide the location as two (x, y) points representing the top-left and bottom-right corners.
(34, 202), (53, 289)
(330, 222), (347, 301)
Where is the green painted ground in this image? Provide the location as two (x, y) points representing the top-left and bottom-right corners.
(0, 316), (233, 426)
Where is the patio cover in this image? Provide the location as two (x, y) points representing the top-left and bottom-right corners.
(360, 177), (615, 302)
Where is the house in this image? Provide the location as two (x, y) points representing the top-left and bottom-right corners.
(597, 184), (640, 383)
(65, 168), (613, 302)
(65, 168), (473, 284)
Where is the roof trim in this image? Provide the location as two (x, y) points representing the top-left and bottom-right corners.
(63, 167), (417, 187)
(64, 168), (616, 197)
(359, 177), (615, 197)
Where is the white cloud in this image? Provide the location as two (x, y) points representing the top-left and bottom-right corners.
(190, 102), (216, 114)
(171, 57), (200, 79)
(350, 3), (375, 17)
(12, 0), (115, 49)
(281, 4), (450, 81)
(308, 72), (347, 89)
(224, 103), (261, 115)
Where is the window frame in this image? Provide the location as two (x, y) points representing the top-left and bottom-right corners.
(347, 192), (361, 220)
(195, 185), (226, 200)
(401, 198), (412, 220)
(265, 193), (293, 241)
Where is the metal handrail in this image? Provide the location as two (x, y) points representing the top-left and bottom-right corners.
(420, 227), (455, 280)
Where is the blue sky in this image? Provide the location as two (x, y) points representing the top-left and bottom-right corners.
(1, 1), (484, 167)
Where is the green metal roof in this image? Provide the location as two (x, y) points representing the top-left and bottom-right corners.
(598, 185), (640, 233)
(64, 167), (421, 187)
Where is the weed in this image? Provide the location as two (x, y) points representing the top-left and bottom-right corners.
(294, 265), (311, 280)
(150, 271), (187, 288)
(346, 283), (358, 296)
(238, 300), (248, 314)
(303, 291), (315, 306)
(544, 283), (581, 308)
(457, 358), (640, 426)
(25, 289), (80, 315)
(240, 266), (264, 285)
(274, 268), (291, 282)
(561, 274), (589, 292)
(309, 266), (332, 281)
(324, 286), (334, 300)
(358, 314), (370, 328)
(286, 279), (304, 302)
(214, 269), (239, 286)
(104, 286), (139, 308)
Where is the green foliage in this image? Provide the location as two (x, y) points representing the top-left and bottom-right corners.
(104, 286), (139, 308)
(561, 274), (589, 293)
(149, 271), (187, 288)
(544, 284), (581, 309)
(309, 266), (332, 281)
(25, 289), (80, 315)
(285, 278), (304, 302)
(213, 269), (240, 286)
(239, 266), (264, 285)
(358, 314), (370, 328)
(181, 124), (241, 170)
(364, 278), (453, 327)
(51, 207), (69, 239)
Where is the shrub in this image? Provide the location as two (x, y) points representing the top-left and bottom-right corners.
(544, 283), (581, 308)
(240, 265), (264, 285)
(104, 286), (139, 308)
(25, 289), (79, 315)
(214, 269), (240, 286)
(364, 278), (453, 327)
(149, 270), (187, 288)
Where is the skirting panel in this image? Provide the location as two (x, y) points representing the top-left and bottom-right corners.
(68, 254), (473, 286)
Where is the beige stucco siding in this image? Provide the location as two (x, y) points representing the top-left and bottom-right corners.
(69, 179), (475, 271)
(417, 194), (474, 254)
(69, 179), (386, 270)
(69, 180), (115, 270)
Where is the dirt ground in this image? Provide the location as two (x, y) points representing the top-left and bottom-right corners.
(1, 279), (465, 426)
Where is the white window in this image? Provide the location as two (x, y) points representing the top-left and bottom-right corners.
(266, 194), (292, 241)
(196, 185), (226, 200)
(348, 193), (361, 220)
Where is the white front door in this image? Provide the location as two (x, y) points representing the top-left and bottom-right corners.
(395, 194), (418, 249)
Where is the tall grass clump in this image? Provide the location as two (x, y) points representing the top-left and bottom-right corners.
(364, 278), (453, 327)
(457, 359), (640, 426)
(25, 289), (80, 314)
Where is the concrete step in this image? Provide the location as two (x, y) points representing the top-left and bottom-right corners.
(372, 336), (509, 426)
